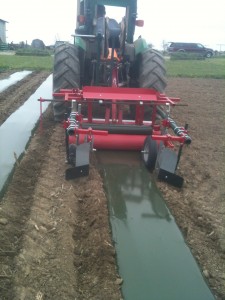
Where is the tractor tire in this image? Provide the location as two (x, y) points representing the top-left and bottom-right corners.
(129, 48), (167, 119)
(53, 43), (80, 121)
(142, 136), (158, 171)
(138, 48), (167, 92)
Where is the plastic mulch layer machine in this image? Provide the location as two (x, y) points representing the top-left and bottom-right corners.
(39, 86), (191, 188)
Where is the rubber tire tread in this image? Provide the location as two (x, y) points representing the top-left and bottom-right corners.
(142, 136), (158, 171)
(139, 48), (167, 92)
(53, 43), (80, 121)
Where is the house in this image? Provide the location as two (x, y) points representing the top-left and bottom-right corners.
(0, 19), (8, 50)
(0, 19), (8, 43)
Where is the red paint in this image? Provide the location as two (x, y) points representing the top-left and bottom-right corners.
(69, 134), (146, 150)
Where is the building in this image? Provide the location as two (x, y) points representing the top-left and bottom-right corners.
(0, 19), (8, 43)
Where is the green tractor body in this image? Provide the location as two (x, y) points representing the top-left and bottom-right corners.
(75, 0), (137, 43)
(53, 0), (166, 102)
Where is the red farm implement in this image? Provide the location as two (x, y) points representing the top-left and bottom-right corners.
(39, 76), (191, 187)
(39, 0), (191, 187)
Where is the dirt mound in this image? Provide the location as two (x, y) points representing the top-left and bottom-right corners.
(0, 107), (121, 299)
(0, 70), (50, 125)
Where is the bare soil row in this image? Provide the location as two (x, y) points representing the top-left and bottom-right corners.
(0, 71), (225, 299)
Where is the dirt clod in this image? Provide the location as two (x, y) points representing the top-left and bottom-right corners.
(0, 218), (8, 225)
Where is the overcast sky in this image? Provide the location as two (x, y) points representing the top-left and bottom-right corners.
(1, 0), (225, 51)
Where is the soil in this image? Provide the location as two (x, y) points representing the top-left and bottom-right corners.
(0, 70), (224, 300)
(0, 70), (50, 126)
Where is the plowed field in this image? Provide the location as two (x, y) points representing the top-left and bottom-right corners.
(0, 70), (224, 300)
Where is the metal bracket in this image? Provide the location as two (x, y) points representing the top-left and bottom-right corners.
(155, 145), (184, 188)
(66, 142), (91, 180)
(157, 169), (184, 188)
(65, 165), (89, 180)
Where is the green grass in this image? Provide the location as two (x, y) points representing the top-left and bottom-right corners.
(1, 52), (225, 79)
(170, 52), (205, 60)
(165, 57), (225, 79)
(15, 48), (52, 56)
(0, 54), (53, 71)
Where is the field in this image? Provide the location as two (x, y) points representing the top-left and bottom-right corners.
(1, 52), (225, 79)
(0, 54), (225, 299)
(0, 54), (53, 71)
(166, 56), (225, 79)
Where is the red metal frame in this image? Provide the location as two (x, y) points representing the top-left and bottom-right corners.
(52, 85), (185, 150)
(53, 88), (180, 125)
(39, 66), (188, 151)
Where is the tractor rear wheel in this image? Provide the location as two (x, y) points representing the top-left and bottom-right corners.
(139, 48), (167, 92)
(129, 48), (167, 119)
(53, 43), (80, 121)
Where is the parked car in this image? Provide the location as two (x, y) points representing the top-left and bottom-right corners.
(167, 42), (214, 58)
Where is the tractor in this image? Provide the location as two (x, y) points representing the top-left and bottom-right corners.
(46, 0), (191, 187)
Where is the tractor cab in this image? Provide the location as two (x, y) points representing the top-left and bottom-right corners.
(75, 0), (138, 43)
